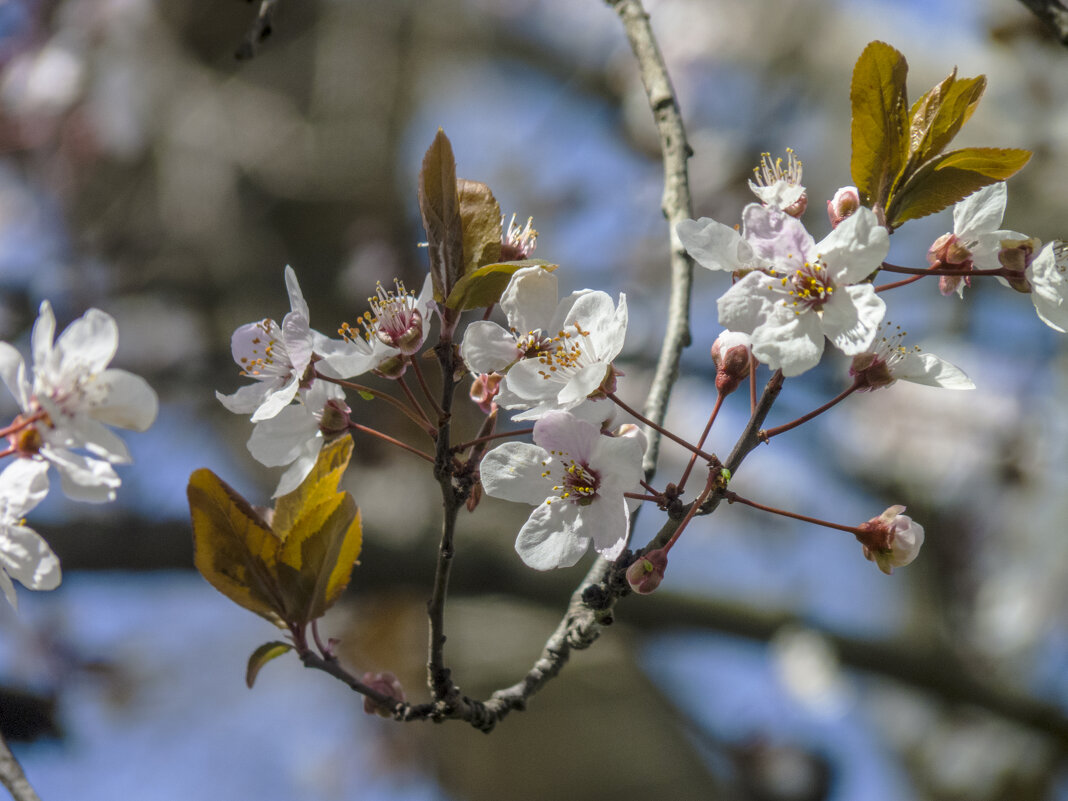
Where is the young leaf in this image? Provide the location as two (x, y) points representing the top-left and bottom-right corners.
(850, 41), (910, 210)
(910, 73), (986, 167)
(246, 641), (293, 689)
(272, 435), (354, 542)
(188, 469), (286, 627)
(418, 129), (464, 307)
(445, 260), (558, 311)
(886, 147), (1032, 226)
(458, 179), (502, 277)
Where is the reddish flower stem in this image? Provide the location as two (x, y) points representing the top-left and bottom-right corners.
(875, 274), (927, 293)
(0, 411), (46, 440)
(663, 472), (717, 554)
(408, 355), (445, 421)
(725, 490), (862, 536)
(677, 391), (725, 494)
(880, 261), (1011, 278)
(749, 357), (758, 415)
(396, 375), (437, 434)
(316, 373), (436, 436)
(761, 383), (859, 441)
(605, 391), (715, 462)
(349, 423), (435, 463)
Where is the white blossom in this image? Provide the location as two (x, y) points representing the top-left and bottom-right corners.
(479, 411), (643, 570)
(850, 325), (974, 391)
(0, 459), (59, 607)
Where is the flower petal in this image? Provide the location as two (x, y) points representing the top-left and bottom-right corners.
(0, 344), (29, 411)
(249, 375), (301, 422)
(514, 501), (590, 570)
(479, 442), (553, 506)
(954, 183), (1006, 239)
(54, 308), (119, 375)
(821, 284), (885, 355)
(895, 351), (975, 389)
(30, 301), (56, 374)
(46, 448), (120, 503)
(283, 265), (310, 322)
(0, 459), (50, 517)
(1027, 243), (1068, 333)
(532, 412), (600, 464)
(248, 405), (321, 467)
(742, 204), (813, 270)
(0, 523), (60, 591)
(272, 438), (324, 498)
(819, 206), (889, 284)
(750, 309), (824, 376)
(717, 272), (778, 334)
(460, 321), (522, 375)
(89, 369), (159, 431)
(216, 382), (272, 415)
(501, 266), (558, 335)
(676, 217), (754, 273)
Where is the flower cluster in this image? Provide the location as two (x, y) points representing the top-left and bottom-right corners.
(0, 302), (157, 606)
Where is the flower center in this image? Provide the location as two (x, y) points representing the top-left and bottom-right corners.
(768, 262), (835, 313)
(340, 280), (423, 354)
(514, 329), (553, 359)
(542, 453), (600, 507)
(751, 148), (803, 191)
(239, 319), (294, 379)
(535, 323), (593, 380)
(500, 214), (538, 261)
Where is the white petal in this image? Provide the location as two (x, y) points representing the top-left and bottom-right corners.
(271, 438), (323, 498)
(0, 459), (50, 518)
(895, 351), (975, 389)
(558, 362), (610, 407)
(501, 266), (558, 335)
(821, 284), (885, 355)
(0, 523), (60, 590)
(216, 382), (272, 415)
(750, 309), (824, 376)
(580, 496), (629, 561)
(583, 293), (627, 363)
(57, 416), (131, 463)
(498, 358), (555, 409)
(514, 502), (589, 570)
(55, 308), (118, 375)
(460, 321), (521, 375)
(0, 344), (28, 410)
(30, 301), (56, 374)
(717, 272), (777, 334)
(479, 442), (553, 506)
(592, 433), (645, 492)
(89, 369), (158, 431)
(819, 206), (889, 284)
(1027, 244), (1068, 333)
(247, 405), (320, 467)
(315, 334), (377, 379)
(46, 448), (120, 503)
(283, 266), (310, 322)
(249, 376), (302, 422)
(532, 412), (599, 463)
(748, 179), (805, 210)
(954, 183), (1006, 239)
(676, 217), (753, 273)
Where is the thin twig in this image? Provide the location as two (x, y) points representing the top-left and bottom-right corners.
(235, 0), (281, 60)
(0, 731), (41, 801)
(1017, 0), (1068, 45)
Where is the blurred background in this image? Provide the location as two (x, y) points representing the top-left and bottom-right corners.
(0, 0), (1066, 798)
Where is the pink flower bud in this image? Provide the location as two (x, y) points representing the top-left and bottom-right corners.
(854, 505), (924, 575)
(827, 186), (861, 227)
(849, 352), (894, 391)
(318, 398), (352, 437)
(711, 331), (752, 395)
(927, 233), (974, 297)
(626, 548), (668, 594)
(469, 372), (502, 414)
(997, 236), (1040, 294)
(362, 671), (405, 718)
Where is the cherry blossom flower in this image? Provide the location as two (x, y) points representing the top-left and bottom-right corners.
(494, 291), (628, 421)
(461, 266), (559, 376)
(929, 182), (1015, 298)
(479, 410), (644, 570)
(247, 381), (348, 497)
(217, 266), (353, 422)
(748, 149), (806, 216)
(855, 505), (924, 575)
(337, 274), (435, 378)
(849, 325), (974, 391)
(0, 456), (59, 607)
(717, 204), (889, 376)
(0, 301), (157, 502)
(500, 214), (538, 261)
(1026, 241), (1068, 333)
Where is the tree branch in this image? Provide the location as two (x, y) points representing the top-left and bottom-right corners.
(235, 0), (281, 60)
(1017, 0), (1068, 45)
(0, 731), (41, 801)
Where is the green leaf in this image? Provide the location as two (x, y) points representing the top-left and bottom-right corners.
(458, 179), (502, 277)
(272, 435), (354, 543)
(246, 641), (293, 689)
(188, 469), (286, 627)
(418, 129), (464, 308)
(445, 260), (557, 311)
(357, 390), (375, 402)
(850, 41), (910, 210)
(886, 147), (1032, 226)
(909, 72), (986, 167)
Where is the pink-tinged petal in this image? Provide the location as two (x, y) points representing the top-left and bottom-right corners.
(46, 448), (120, 503)
(249, 375), (301, 422)
(0, 344), (30, 410)
(30, 301), (56, 374)
(480, 442), (553, 506)
(272, 438), (324, 498)
(821, 284), (884, 355)
(460, 321), (522, 374)
(315, 334), (376, 379)
(558, 362), (610, 407)
(592, 434), (645, 492)
(717, 272), (778, 334)
(532, 412), (600, 463)
(89, 369), (158, 431)
(742, 204), (813, 269)
(283, 265), (310, 322)
(0, 523), (60, 591)
(514, 502), (590, 570)
(818, 207), (889, 284)
(248, 404), (320, 467)
(55, 308), (119, 374)
(676, 217), (754, 273)
(0, 459), (50, 516)
(216, 382), (272, 414)
(751, 310), (824, 376)
(895, 351), (974, 389)
(501, 266), (558, 335)
(954, 183), (1006, 239)
(1028, 244), (1068, 333)
(230, 321), (276, 366)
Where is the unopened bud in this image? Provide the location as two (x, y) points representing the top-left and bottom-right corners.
(854, 505), (924, 575)
(469, 372), (502, 414)
(849, 352), (894, 391)
(626, 548), (668, 594)
(362, 671), (405, 718)
(927, 233), (973, 297)
(318, 398), (352, 437)
(711, 331), (752, 395)
(783, 192), (807, 218)
(373, 354), (408, 380)
(997, 236), (1040, 294)
(827, 186), (860, 227)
